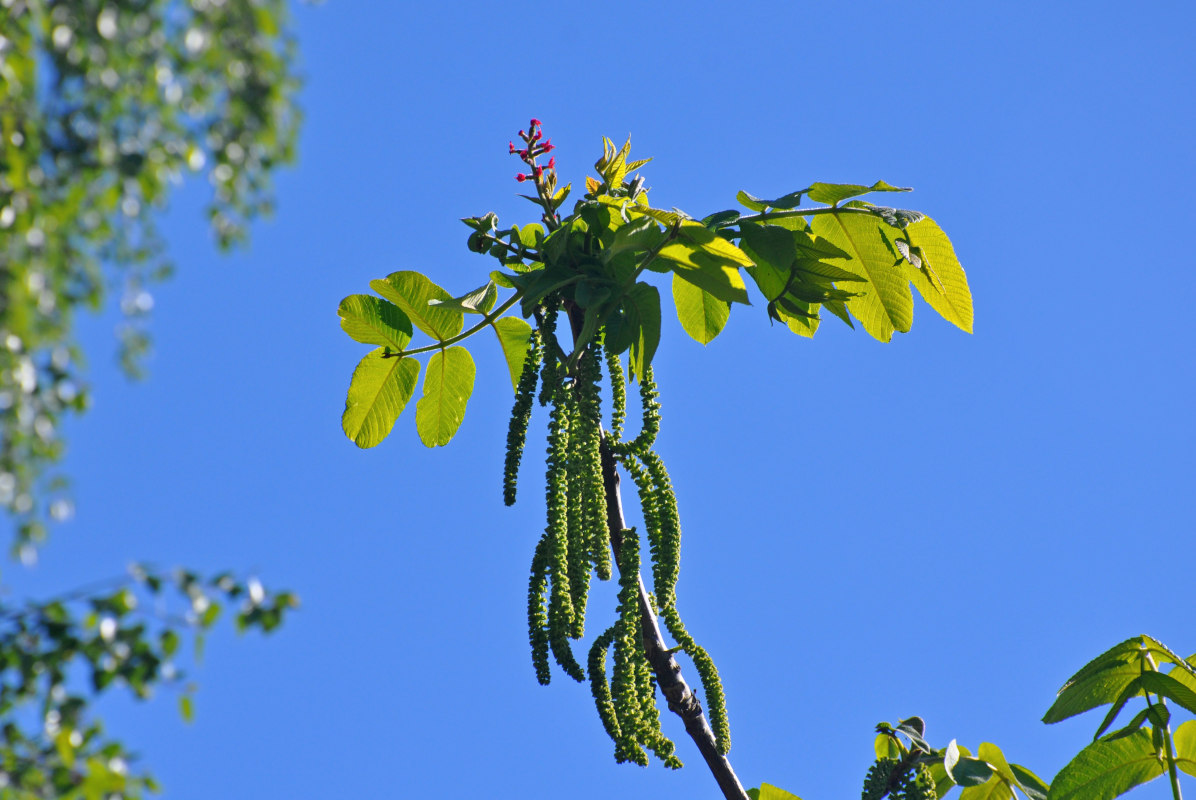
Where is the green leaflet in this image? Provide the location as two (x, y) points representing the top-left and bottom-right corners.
(806, 180), (910, 206)
(342, 349), (420, 448)
(370, 270), (465, 342)
(337, 295), (413, 350)
(903, 217), (974, 333)
(657, 227), (751, 305)
(415, 347), (476, 447)
(960, 742), (1048, 800)
(740, 222), (795, 273)
(428, 281), (497, 315)
(1044, 635), (1192, 724)
(959, 778), (1015, 800)
(491, 316), (533, 390)
(1175, 720), (1196, 778)
(810, 211), (913, 342)
(752, 783), (803, 800)
(1048, 730), (1164, 800)
(671, 273), (730, 345)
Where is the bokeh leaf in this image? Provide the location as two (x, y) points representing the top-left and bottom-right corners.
(342, 350), (420, 448)
(416, 347), (476, 447)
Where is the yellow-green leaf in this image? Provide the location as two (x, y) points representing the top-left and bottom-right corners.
(672, 273), (730, 344)
(1047, 730), (1164, 800)
(1175, 720), (1196, 778)
(677, 220), (754, 266)
(416, 347), (476, 447)
(491, 316), (532, 390)
(337, 294), (412, 349)
(370, 270), (464, 341)
(903, 217), (973, 333)
(756, 783), (803, 800)
(342, 349), (420, 448)
(810, 211), (913, 342)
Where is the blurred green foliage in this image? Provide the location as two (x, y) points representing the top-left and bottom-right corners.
(0, 0), (300, 553)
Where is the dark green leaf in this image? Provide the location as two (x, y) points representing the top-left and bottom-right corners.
(701, 210), (741, 229)
(617, 283), (661, 383)
(1009, 764), (1050, 800)
(740, 223), (796, 272)
(1045, 636), (1184, 724)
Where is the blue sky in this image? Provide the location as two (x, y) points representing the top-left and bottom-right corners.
(5, 2), (1195, 798)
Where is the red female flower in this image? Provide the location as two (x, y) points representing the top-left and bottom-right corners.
(515, 173), (528, 182)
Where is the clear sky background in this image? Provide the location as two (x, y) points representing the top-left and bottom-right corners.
(4, 2), (1195, 798)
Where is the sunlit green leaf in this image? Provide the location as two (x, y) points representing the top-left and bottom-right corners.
(342, 349), (420, 448)
(1045, 636), (1186, 724)
(903, 218), (974, 333)
(810, 211), (912, 341)
(428, 281), (497, 315)
(337, 295), (413, 350)
(677, 220), (754, 266)
(415, 347), (476, 447)
(1174, 720), (1196, 778)
(959, 777), (1014, 800)
(1010, 763), (1051, 800)
(370, 270), (464, 341)
(875, 732), (903, 760)
(806, 180), (910, 206)
(672, 273), (730, 345)
(491, 317), (533, 390)
(1048, 730), (1164, 800)
(755, 783), (803, 800)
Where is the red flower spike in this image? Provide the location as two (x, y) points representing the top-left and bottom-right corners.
(547, 157), (555, 170)
(518, 149), (528, 159)
(515, 173), (528, 182)
(518, 129), (526, 140)
(533, 165), (543, 178)
(530, 118), (541, 126)
(508, 141), (515, 154)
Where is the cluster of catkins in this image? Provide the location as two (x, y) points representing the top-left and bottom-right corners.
(502, 303), (729, 766)
(861, 758), (938, 800)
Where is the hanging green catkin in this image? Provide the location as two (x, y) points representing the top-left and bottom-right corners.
(662, 605), (731, 755)
(564, 387), (590, 639)
(633, 647), (681, 768)
(611, 364), (660, 457)
(587, 626), (624, 751)
(526, 534), (552, 685)
(605, 347), (627, 442)
(575, 342), (611, 581)
(638, 449), (681, 609)
(503, 327), (543, 506)
(612, 529), (648, 765)
(537, 307), (561, 408)
(622, 456), (672, 613)
(544, 380), (585, 682)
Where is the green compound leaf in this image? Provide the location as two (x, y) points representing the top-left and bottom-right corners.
(1047, 730), (1164, 800)
(658, 244), (750, 305)
(415, 347), (476, 447)
(491, 316), (533, 390)
(810, 211), (913, 342)
(337, 295), (413, 350)
(370, 270), (465, 342)
(1175, 720), (1196, 778)
(1045, 635), (1188, 724)
(806, 180), (911, 206)
(672, 273), (730, 345)
(342, 350), (421, 448)
(903, 217), (974, 333)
